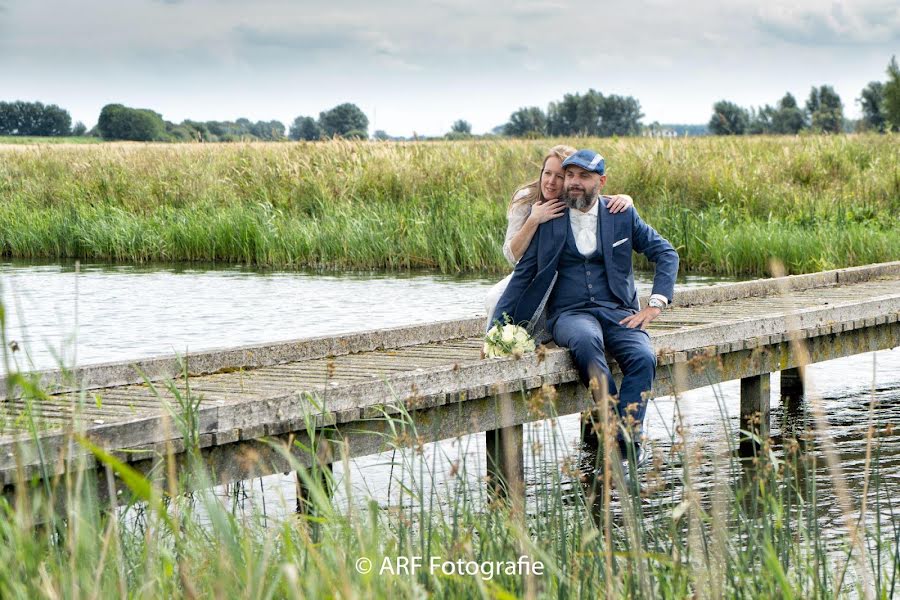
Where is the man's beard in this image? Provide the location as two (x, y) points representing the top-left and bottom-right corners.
(562, 183), (599, 211)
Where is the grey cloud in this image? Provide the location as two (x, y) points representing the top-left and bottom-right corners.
(756, 2), (900, 46)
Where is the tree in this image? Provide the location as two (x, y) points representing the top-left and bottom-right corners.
(373, 129), (390, 141)
(450, 119), (472, 134)
(72, 121), (87, 136)
(806, 85), (843, 133)
(598, 94), (643, 136)
(547, 94), (580, 136)
(708, 100), (749, 135)
(883, 55), (900, 131)
(858, 82), (885, 132)
(250, 120), (285, 140)
(343, 129), (368, 140)
(97, 104), (168, 141)
(0, 101), (71, 136)
(289, 116), (321, 140)
(771, 93), (805, 134)
(504, 106), (547, 137)
(318, 103), (368, 138)
(748, 105), (776, 134)
(574, 90), (603, 135)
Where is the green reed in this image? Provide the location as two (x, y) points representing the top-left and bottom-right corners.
(1, 135), (898, 274)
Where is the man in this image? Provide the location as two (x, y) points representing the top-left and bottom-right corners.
(491, 149), (679, 464)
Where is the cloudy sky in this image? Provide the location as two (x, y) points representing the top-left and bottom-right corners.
(1, 0), (898, 136)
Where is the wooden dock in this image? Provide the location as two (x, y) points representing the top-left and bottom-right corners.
(2, 262), (899, 495)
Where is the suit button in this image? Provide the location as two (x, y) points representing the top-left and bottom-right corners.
(590, 297), (595, 301)
(588, 284), (593, 288)
(586, 271), (591, 276)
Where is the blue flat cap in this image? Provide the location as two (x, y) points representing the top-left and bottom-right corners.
(561, 149), (605, 175)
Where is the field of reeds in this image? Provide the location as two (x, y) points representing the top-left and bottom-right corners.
(1, 134), (898, 275)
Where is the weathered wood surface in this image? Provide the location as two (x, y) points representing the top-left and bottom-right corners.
(1, 261), (899, 487)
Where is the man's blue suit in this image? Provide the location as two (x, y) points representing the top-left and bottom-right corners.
(490, 197), (679, 440)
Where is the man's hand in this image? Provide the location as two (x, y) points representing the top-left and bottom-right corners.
(619, 306), (661, 330)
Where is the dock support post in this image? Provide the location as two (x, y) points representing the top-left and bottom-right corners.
(740, 373), (771, 450)
(485, 424), (524, 505)
(780, 366), (805, 410)
(296, 435), (334, 517)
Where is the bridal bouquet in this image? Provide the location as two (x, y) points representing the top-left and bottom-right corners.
(483, 319), (536, 358)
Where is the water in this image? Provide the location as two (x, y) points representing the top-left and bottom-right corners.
(2, 260), (898, 540)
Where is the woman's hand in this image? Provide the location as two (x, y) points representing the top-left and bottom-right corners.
(606, 194), (634, 214)
(528, 199), (566, 224)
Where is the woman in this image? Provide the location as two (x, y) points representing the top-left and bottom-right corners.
(484, 144), (633, 327)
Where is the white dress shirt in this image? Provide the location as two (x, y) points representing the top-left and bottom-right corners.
(569, 198), (599, 256)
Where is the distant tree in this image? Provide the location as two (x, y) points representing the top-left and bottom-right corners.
(883, 55), (900, 131)
(72, 121), (87, 136)
(708, 100), (749, 135)
(319, 103), (369, 138)
(97, 104), (168, 141)
(289, 116), (321, 141)
(858, 82), (885, 132)
(0, 100), (71, 136)
(343, 129), (368, 140)
(806, 85), (843, 133)
(598, 94), (643, 136)
(504, 106), (547, 137)
(450, 119), (472, 134)
(547, 93), (580, 136)
(250, 120), (285, 140)
(771, 93), (806, 134)
(748, 105), (776, 134)
(373, 129), (390, 141)
(574, 90), (603, 135)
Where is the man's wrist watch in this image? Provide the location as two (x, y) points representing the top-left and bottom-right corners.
(648, 297), (666, 310)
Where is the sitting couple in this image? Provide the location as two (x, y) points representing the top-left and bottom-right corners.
(485, 145), (679, 466)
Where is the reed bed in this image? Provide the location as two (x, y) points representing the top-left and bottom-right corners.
(1, 135), (898, 275)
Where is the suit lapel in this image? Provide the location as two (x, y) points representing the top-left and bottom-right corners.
(549, 209), (569, 261)
(599, 199), (615, 270)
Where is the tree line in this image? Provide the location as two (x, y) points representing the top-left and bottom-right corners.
(0, 101), (83, 136)
(94, 102), (369, 142)
(502, 89), (644, 138)
(2, 55), (898, 141)
(709, 56), (900, 135)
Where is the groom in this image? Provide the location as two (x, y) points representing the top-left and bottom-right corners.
(491, 149), (679, 460)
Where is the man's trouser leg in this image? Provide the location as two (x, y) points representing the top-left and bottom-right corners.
(552, 309), (616, 394)
(596, 307), (657, 442)
(553, 310), (617, 449)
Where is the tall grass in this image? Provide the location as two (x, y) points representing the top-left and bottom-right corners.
(1, 135), (898, 274)
(1, 305), (898, 597)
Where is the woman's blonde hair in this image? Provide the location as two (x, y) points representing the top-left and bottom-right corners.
(509, 144), (577, 211)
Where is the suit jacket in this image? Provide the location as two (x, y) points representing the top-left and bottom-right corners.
(490, 198), (679, 335)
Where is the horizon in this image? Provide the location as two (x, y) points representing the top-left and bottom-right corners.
(2, 0), (898, 136)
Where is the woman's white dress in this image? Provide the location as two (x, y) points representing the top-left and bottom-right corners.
(484, 199), (531, 328)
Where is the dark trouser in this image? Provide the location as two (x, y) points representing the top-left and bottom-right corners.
(551, 306), (656, 441)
